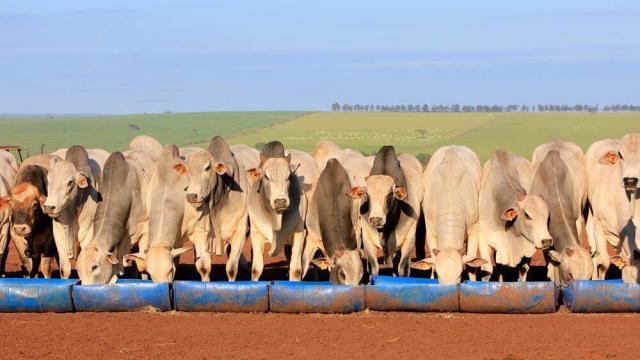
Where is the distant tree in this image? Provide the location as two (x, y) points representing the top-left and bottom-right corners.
(331, 103), (340, 112)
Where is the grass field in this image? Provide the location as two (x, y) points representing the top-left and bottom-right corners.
(227, 112), (640, 161)
(1, 111), (638, 161)
(0, 111), (308, 156)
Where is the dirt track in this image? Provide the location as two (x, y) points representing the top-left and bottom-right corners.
(1, 311), (639, 359)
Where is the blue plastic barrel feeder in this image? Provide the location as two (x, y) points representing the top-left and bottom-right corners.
(563, 280), (640, 313)
(459, 281), (557, 313)
(270, 281), (365, 313)
(72, 279), (171, 312)
(173, 281), (269, 312)
(0, 278), (77, 313)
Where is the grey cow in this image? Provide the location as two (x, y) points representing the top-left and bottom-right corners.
(478, 150), (552, 281)
(306, 159), (364, 285)
(77, 150), (153, 284)
(530, 141), (592, 285)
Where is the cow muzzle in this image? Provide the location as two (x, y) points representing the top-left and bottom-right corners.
(185, 193), (203, 205)
(12, 224), (32, 237)
(43, 205), (59, 217)
(623, 177), (639, 190)
(273, 198), (289, 213)
(369, 216), (385, 229)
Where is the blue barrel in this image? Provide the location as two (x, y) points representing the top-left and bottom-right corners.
(0, 278), (77, 313)
(270, 281), (365, 313)
(72, 279), (171, 312)
(563, 280), (640, 313)
(173, 281), (269, 312)
(459, 281), (557, 313)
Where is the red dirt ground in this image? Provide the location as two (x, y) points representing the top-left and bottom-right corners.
(1, 311), (639, 359)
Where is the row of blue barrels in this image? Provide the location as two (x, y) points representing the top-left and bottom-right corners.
(1, 277), (639, 313)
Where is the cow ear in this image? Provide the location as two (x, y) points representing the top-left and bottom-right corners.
(247, 168), (261, 180)
(610, 255), (629, 269)
(0, 197), (11, 211)
(172, 163), (187, 175)
(75, 172), (89, 188)
(410, 258), (434, 270)
(393, 186), (408, 201)
(214, 162), (226, 176)
(500, 207), (519, 221)
(312, 257), (332, 270)
(285, 153), (291, 164)
(171, 247), (192, 258)
(347, 187), (365, 199)
(548, 250), (564, 264)
(105, 253), (119, 265)
(463, 256), (487, 268)
(599, 151), (619, 165)
(123, 253), (145, 262)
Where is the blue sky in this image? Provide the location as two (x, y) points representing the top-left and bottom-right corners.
(1, 0), (639, 113)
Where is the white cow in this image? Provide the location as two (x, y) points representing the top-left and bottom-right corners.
(413, 145), (485, 284)
(586, 134), (640, 282)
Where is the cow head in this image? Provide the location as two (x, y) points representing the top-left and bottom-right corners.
(501, 193), (553, 249)
(252, 153), (295, 213)
(599, 133), (640, 192)
(312, 249), (363, 285)
(0, 184), (46, 237)
(125, 245), (191, 283)
(184, 151), (227, 207)
(548, 246), (593, 285)
(76, 245), (119, 285)
(44, 160), (89, 218)
(411, 248), (486, 284)
(355, 175), (407, 230)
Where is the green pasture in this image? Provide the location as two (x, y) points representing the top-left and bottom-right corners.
(0, 111), (308, 156)
(227, 112), (640, 161)
(1, 111), (638, 162)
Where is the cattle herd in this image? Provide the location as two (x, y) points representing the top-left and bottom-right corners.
(0, 134), (639, 287)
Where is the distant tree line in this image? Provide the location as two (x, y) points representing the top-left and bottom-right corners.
(330, 103), (640, 113)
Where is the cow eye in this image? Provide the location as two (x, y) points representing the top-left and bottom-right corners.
(618, 151), (624, 160)
(524, 212), (532, 220)
(264, 173), (271, 181)
(91, 265), (98, 272)
(204, 164), (211, 171)
(67, 180), (74, 187)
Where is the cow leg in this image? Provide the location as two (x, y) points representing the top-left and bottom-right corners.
(288, 231), (305, 281)
(398, 228), (416, 277)
(363, 241), (379, 280)
(518, 258), (531, 282)
(192, 230), (212, 282)
(11, 234), (33, 277)
(302, 237), (320, 278)
(52, 222), (72, 279)
(40, 257), (53, 278)
(30, 255), (42, 278)
(226, 222), (248, 281)
(591, 219), (610, 280)
(251, 232), (266, 281)
(478, 227), (494, 282)
(467, 222), (480, 281)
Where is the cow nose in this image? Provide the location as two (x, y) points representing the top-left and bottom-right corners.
(623, 177), (639, 188)
(185, 193), (199, 202)
(369, 216), (384, 228)
(13, 224), (29, 235)
(274, 198), (288, 210)
(541, 238), (553, 248)
(43, 205), (55, 213)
